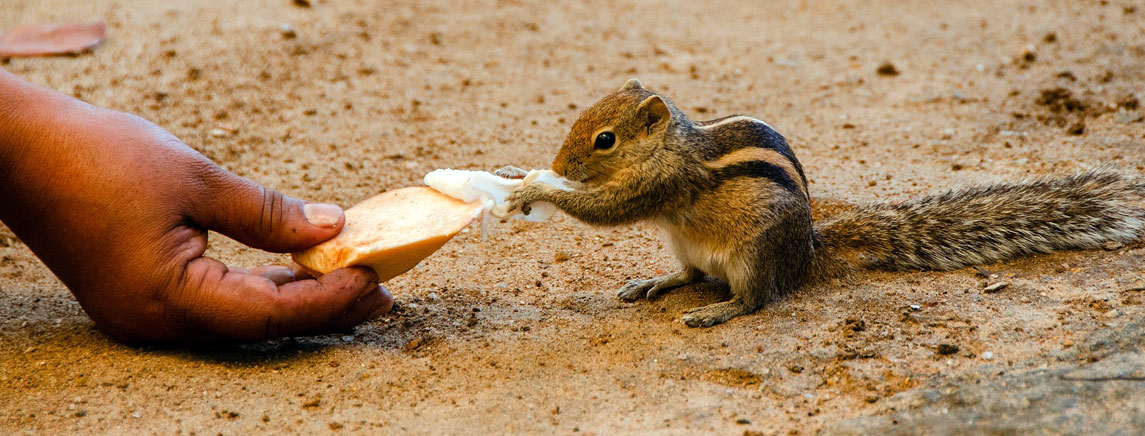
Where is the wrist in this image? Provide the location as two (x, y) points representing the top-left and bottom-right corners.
(0, 68), (95, 192)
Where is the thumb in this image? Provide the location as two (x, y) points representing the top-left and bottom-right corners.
(192, 166), (345, 253)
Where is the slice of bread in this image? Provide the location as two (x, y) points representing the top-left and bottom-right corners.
(292, 187), (482, 281)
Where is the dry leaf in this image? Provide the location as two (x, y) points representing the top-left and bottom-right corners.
(0, 22), (106, 57)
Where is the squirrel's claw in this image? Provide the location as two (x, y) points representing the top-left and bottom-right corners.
(506, 182), (550, 216)
(681, 299), (754, 328)
(504, 190), (531, 215)
(494, 165), (528, 179)
(617, 279), (654, 301)
(618, 269), (702, 301)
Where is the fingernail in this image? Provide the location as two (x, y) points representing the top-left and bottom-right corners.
(303, 203), (343, 228)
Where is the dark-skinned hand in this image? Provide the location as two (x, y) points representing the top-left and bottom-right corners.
(0, 68), (392, 345)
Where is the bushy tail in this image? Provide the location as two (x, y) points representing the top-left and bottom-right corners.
(813, 169), (1145, 275)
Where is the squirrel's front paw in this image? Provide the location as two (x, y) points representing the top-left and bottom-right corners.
(494, 165), (528, 179)
(505, 182), (549, 216)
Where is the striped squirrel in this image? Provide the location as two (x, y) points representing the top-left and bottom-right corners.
(503, 79), (1145, 327)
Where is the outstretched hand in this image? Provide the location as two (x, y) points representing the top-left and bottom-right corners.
(0, 69), (392, 344)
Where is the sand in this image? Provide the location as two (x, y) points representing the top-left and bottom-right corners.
(2, 0), (1144, 434)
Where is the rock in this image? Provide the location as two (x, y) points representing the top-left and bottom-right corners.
(983, 282), (1009, 293)
(876, 62), (899, 76)
(279, 23), (297, 40)
(1067, 120), (1086, 135)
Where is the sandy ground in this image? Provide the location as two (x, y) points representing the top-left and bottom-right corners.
(2, 0), (1144, 434)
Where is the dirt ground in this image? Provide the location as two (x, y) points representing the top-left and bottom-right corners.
(2, 0), (1144, 434)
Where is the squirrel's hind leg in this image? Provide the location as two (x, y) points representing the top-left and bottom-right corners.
(680, 261), (767, 327)
(617, 267), (704, 301)
(681, 297), (759, 327)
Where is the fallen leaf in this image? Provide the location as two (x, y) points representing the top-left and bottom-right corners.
(0, 22), (106, 57)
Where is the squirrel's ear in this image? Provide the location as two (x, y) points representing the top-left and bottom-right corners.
(620, 78), (644, 91)
(636, 95), (671, 133)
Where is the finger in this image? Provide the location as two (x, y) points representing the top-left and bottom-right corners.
(249, 265), (296, 286)
(302, 284), (393, 335)
(178, 258), (379, 341)
(189, 165), (345, 253)
(290, 262), (316, 280)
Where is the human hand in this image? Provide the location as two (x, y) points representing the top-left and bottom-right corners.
(0, 69), (392, 344)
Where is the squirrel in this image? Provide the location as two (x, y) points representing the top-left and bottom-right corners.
(503, 79), (1145, 327)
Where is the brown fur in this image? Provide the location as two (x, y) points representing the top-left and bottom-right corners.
(506, 80), (1145, 327)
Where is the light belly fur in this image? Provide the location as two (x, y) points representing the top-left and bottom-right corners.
(660, 221), (733, 280)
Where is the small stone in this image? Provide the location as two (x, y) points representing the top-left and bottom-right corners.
(735, 418), (752, 425)
(279, 23), (297, 39)
(554, 251), (571, 262)
(936, 344), (960, 355)
(787, 364), (804, 374)
(876, 62), (900, 76)
(984, 282), (1009, 293)
(130, 412), (141, 419)
(302, 396), (321, 408)
(1066, 120), (1086, 135)
(406, 339), (420, 350)
(208, 128), (230, 138)
(982, 351), (995, 360)
(910, 304), (922, 311)
(340, 335), (354, 343)
(1020, 45), (1037, 63)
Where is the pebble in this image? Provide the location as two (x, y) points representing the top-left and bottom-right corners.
(877, 62), (900, 76)
(984, 282), (1009, 293)
(910, 304), (922, 311)
(279, 23), (297, 39)
(937, 344), (960, 355)
(340, 335), (354, 343)
(208, 128), (230, 138)
(982, 351), (995, 361)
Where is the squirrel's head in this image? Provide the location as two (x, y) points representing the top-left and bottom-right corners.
(552, 78), (676, 183)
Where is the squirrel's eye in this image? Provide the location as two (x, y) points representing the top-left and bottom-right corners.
(593, 131), (616, 150)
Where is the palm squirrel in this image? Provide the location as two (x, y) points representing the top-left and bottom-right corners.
(503, 79), (1145, 327)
